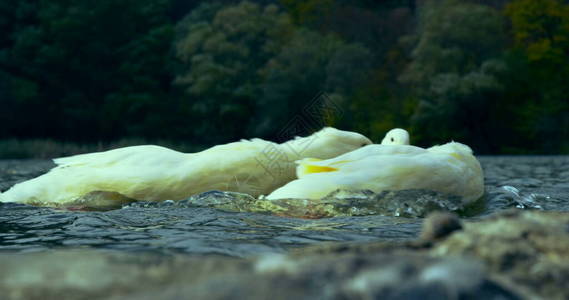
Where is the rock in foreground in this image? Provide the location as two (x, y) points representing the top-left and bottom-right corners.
(0, 250), (518, 300)
(2, 210), (567, 299)
(432, 209), (569, 299)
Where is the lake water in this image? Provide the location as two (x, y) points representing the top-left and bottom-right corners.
(1, 156), (568, 257)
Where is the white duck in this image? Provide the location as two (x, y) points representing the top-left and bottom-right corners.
(0, 127), (372, 206)
(266, 128), (484, 204)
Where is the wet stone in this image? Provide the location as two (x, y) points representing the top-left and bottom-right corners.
(419, 212), (462, 241)
(430, 210), (569, 300)
(0, 249), (522, 300)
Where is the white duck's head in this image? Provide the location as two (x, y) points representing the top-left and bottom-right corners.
(381, 128), (410, 145)
(287, 127), (372, 159)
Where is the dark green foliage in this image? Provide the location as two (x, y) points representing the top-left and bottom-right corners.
(174, 2), (293, 142)
(0, 0), (177, 141)
(502, 0), (569, 153)
(253, 29), (373, 138)
(0, 0), (568, 155)
(400, 0), (508, 151)
(174, 2), (373, 142)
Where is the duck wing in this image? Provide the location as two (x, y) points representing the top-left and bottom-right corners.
(53, 145), (185, 170)
(296, 144), (426, 178)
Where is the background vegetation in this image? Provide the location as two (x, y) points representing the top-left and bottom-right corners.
(0, 0), (568, 157)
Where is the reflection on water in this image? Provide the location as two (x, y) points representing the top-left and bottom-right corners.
(1, 156), (568, 256)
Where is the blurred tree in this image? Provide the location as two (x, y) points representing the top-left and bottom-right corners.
(0, 0), (176, 141)
(278, 0), (417, 142)
(175, 1), (293, 142)
(400, 0), (507, 152)
(254, 29), (373, 138)
(507, 0), (569, 64)
(503, 0), (569, 152)
(0, 0), (48, 138)
(175, 1), (373, 142)
(279, 0), (336, 27)
(279, 0), (414, 58)
(1, 0), (568, 154)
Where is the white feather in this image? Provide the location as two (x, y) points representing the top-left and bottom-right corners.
(267, 129), (484, 204)
(0, 127), (372, 206)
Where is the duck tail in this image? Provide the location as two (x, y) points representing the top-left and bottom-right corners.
(0, 189), (13, 203)
(0, 190), (9, 203)
(295, 158), (338, 178)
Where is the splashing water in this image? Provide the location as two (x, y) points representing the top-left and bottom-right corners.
(1, 156), (568, 256)
(499, 185), (547, 210)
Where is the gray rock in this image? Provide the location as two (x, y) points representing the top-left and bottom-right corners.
(420, 212), (462, 241)
(431, 209), (569, 300)
(0, 249), (521, 300)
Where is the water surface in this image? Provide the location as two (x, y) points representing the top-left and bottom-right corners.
(1, 156), (568, 257)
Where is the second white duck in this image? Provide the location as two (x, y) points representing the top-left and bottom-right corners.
(266, 129), (484, 204)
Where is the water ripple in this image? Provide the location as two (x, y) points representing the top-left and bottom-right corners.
(1, 156), (568, 256)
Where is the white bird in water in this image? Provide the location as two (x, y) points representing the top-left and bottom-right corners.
(0, 127), (372, 206)
(267, 128), (484, 204)
(380, 128), (410, 145)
